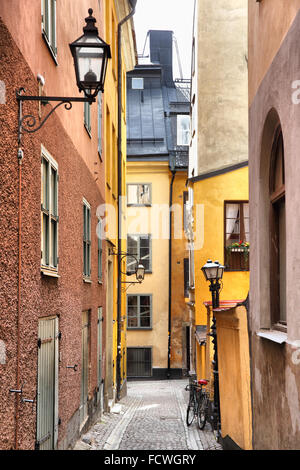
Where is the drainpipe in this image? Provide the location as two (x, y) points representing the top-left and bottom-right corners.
(15, 147), (24, 449)
(117, 0), (137, 400)
(167, 167), (176, 378)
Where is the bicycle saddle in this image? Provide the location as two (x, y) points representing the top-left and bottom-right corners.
(198, 379), (208, 385)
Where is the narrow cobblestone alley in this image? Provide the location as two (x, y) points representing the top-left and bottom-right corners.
(74, 379), (222, 451)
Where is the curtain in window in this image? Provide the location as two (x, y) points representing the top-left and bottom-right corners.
(127, 185), (138, 205)
(226, 204), (239, 242)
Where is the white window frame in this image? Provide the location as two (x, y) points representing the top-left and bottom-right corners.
(132, 77), (144, 90)
(41, 0), (57, 59)
(83, 198), (91, 279)
(127, 183), (152, 206)
(177, 114), (190, 146)
(41, 145), (59, 275)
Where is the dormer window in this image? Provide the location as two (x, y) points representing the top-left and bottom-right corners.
(132, 78), (144, 90)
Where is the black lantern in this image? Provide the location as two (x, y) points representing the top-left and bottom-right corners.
(201, 260), (225, 308)
(201, 260), (225, 284)
(17, 9), (111, 144)
(69, 8), (111, 98)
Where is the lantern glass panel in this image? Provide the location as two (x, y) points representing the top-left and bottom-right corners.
(72, 36), (105, 92)
(205, 266), (218, 280)
(217, 264), (225, 280)
(136, 264), (145, 282)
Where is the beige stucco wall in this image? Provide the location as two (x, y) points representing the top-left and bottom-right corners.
(194, 0), (248, 175)
(249, 0), (300, 105)
(126, 162), (170, 370)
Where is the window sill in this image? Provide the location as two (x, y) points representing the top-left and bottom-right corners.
(127, 328), (152, 331)
(98, 279), (103, 285)
(127, 204), (152, 208)
(225, 268), (249, 272)
(83, 277), (92, 284)
(256, 329), (287, 344)
(41, 268), (60, 278)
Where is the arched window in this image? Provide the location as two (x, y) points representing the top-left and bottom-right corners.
(269, 126), (286, 328)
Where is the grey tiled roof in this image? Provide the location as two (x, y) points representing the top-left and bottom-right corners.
(126, 31), (190, 168)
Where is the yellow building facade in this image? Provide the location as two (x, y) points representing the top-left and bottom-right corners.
(187, 0), (251, 449)
(126, 161), (171, 374)
(103, 0), (137, 409)
(125, 32), (190, 378)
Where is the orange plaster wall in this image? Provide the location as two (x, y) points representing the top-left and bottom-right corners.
(0, 0), (104, 180)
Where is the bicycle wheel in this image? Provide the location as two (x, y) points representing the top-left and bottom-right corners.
(186, 396), (196, 426)
(197, 394), (207, 430)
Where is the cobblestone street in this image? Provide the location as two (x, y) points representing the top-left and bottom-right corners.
(74, 379), (222, 451)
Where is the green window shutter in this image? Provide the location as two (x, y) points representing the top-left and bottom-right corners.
(84, 102), (91, 133)
(51, 0), (57, 54)
(44, 0), (49, 40)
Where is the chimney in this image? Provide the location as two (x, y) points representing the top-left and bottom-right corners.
(149, 30), (174, 86)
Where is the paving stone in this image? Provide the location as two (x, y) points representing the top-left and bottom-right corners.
(73, 379), (223, 451)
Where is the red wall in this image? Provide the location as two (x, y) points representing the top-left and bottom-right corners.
(0, 4), (106, 449)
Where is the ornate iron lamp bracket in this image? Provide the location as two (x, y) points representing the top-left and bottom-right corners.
(16, 87), (95, 145)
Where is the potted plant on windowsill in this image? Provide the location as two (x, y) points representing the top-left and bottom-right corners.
(226, 240), (250, 264)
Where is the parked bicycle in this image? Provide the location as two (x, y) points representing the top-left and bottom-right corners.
(185, 376), (209, 430)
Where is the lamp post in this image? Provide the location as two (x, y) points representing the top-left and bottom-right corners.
(17, 9), (111, 144)
(201, 260), (225, 441)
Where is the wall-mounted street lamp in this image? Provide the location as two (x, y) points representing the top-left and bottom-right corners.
(109, 249), (145, 289)
(17, 9), (111, 144)
(201, 259), (225, 442)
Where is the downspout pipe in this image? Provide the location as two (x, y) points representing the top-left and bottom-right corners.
(117, 1), (137, 401)
(167, 168), (176, 378)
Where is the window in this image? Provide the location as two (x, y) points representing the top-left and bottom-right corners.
(106, 106), (111, 188)
(225, 201), (249, 271)
(177, 115), (190, 146)
(97, 218), (103, 281)
(83, 199), (91, 279)
(184, 258), (189, 298)
(127, 235), (151, 273)
(127, 294), (152, 329)
(127, 184), (152, 206)
(270, 126), (286, 327)
(127, 347), (152, 377)
(97, 94), (102, 157)
(183, 191), (189, 231)
(191, 38), (195, 78)
(42, 0), (57, 58)
(84, 101), (91, 135)
(132, 78), (144, 90)
(41, 147), (58, 271)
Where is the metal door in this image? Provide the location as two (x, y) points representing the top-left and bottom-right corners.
(97, 307), (103, 409)
(80, 311), (89, 427)
(36, 316), (59, 450)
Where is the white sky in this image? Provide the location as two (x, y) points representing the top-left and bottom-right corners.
(132, 0), (195, 79)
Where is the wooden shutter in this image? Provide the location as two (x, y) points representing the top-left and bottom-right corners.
(36, 316), (59, 450)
